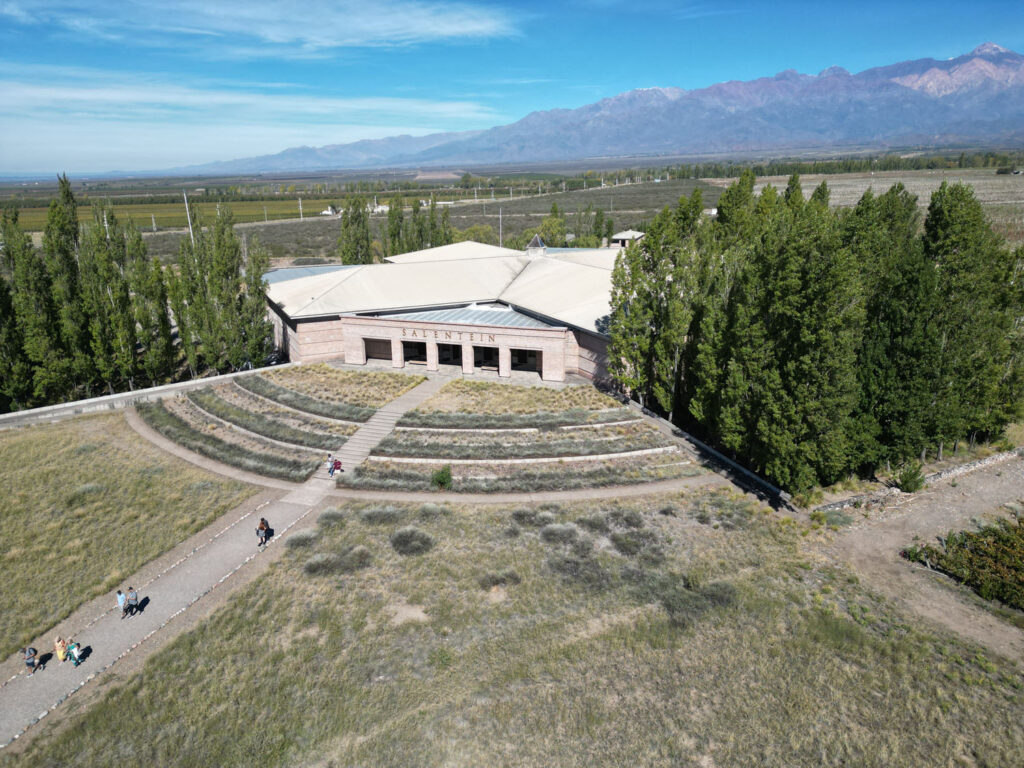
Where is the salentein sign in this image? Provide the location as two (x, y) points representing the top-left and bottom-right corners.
(402, 328), (498, 343)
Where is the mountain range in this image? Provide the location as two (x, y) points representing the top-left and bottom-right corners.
(178, 43), (1024, 175)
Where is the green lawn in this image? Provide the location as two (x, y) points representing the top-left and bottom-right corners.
(9, 490), (1022, 767)
(0, 414), (257, 655)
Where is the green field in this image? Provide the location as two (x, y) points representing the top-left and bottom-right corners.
(9, 492), (1023, 767)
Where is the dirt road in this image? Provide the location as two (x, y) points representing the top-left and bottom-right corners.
(828, 455), (1024, 661)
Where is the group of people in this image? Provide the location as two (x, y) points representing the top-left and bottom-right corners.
(116, 586), (141, 619)
(21, 636), (83, 675)
(326, 453), (343, 477)
(256, 517), (272, 547)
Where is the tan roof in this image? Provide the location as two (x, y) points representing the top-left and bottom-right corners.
(497, 258), (612, 334)
(267, 240), (613, 335)
(548, 248), (619, 270)
(384, 241), (522, 264)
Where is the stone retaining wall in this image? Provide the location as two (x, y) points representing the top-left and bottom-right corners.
(815, 447), (1024, 513)
(0, 363), (299, 430)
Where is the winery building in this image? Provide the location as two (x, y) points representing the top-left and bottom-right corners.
(264, 239), (617, 382)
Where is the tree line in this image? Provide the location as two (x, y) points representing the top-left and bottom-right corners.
(608, 172), (1024, 492)
(0, 176), (273, 413)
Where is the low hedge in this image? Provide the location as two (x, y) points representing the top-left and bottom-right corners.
(136, 401), (320, 481)
(396, 407), (638, 430)
(237, 375), (375, 423)
(188, 388), (344, 450)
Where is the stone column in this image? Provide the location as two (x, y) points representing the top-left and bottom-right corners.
(461, 343), (475, 374)
(426, 341), (439, 372)
(541, 343), (566, 382)
(391, 338), (404, 368)
(498, 346), (511, 378)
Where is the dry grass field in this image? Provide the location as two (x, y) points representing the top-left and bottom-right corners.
(263, 364), (422, 408)
(9, 491), (1022, 767)
(414, 380), (621, 415)
(0, 414), (256, 655)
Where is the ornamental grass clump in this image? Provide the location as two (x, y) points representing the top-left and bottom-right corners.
(317, 508), (346, 527)
(360, 505), (407, 525)
(540, 523), (579, 544)
(285, 529), (318, 549)
(303, 545), (373, 575)
(391, 526), (435, 556)
(478, 569), (522, 590)
(418, 503), (452, 520)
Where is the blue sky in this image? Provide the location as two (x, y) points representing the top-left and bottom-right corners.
(1, 0), (1022, 175)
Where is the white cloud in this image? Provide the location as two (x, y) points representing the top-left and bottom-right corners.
(4, 0), (516, 54)
(0, 66), (503, 172)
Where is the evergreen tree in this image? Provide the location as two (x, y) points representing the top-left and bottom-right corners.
(127, 226), (174, 386)
(385, 194), (404, 256)
(607, 242), (653, 405)
(338, 197), (373, 264)
(0, 274), (33, 411)
(41, 174), (93, 392)
(240, 238), (273, 368)
(4, 209), (72, 402)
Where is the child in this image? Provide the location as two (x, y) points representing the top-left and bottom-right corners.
(54, 636), (68, 663)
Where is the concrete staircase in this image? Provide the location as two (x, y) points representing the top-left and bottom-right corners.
(335, 377), (446, 473)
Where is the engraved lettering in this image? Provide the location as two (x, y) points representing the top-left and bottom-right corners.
(402, 328), (407, 337)
(469, 333), (475, 341)
(445, 331), (452, 339)
(488, 334), (496, 343)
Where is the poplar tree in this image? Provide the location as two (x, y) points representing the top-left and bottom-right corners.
(42, 174), (93, 392)
(127, 225), (174, 387)
(338, 197), (372, 264)
(607, 242), (653, 405)
(385, 194), (404, 256)
(4, 209), (72, 402)
(0, 274), (33, 410)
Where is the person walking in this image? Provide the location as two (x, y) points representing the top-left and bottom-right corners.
(126, 586), (139, 617)
(54, 636), (68, 663)
(325, 453), (333, 475)
(117, 589), (128, 619)
(256, 517), (270, 547)
(22, 646), (41, 675)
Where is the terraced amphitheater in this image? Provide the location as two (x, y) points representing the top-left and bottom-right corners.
(136, 365), (425, 482)
(134, 367), (705, 493)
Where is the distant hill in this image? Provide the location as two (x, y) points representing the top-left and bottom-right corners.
(175, 43), (1024, 174)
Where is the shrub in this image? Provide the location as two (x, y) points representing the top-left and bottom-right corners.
(902, 517), (1024, 610)
(511, 508), (538, 526)
(503, 524), (521, 538)
(536, 512), (556, 527)
(304, 552), (342, 575)
(547, 554), (611, 591)
(896, 461), (926, 493)
(540, 523), (579, 544)
(360, 506), (406, 525)
(418, 503), (451, 520)
(286, 529), (318, 549)
(303, 545), (373, 575)
(188, 388), (340, 449)
(576, 513), (610, 533)
(478, 569), (522, 590)
(571, 536), (594, 557)
(390, 526), (435, 556)
(609, 509), (644, 529)
(430, 465), (453, 490)
(658, 505), (677, 517)
(317, 508), (346, 527)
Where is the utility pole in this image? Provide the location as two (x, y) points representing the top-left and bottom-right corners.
(264, 206), (268, 222)
(183, 191), (195, 247)
(151, 213), (157, 233)
(298, 198), (303, 220)
(499, 206), (503, 247)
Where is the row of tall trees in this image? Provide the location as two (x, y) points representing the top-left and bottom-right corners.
(608, 172), (1024, 491)
(0, 176), (272, 413)
(338, 195), (456, 263)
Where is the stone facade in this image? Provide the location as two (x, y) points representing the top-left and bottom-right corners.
(267, 305), (608, 382)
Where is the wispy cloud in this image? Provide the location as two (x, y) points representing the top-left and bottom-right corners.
(0, 65), (504, 172)
(3, 0), (517, 56)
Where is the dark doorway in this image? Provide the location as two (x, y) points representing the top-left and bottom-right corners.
(402, 341), (427, 365)
(437, 343), (462, 366)
(511, 348), (541, 372)
(364, 338), (391, 360)
(474, 345), (499, 371)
